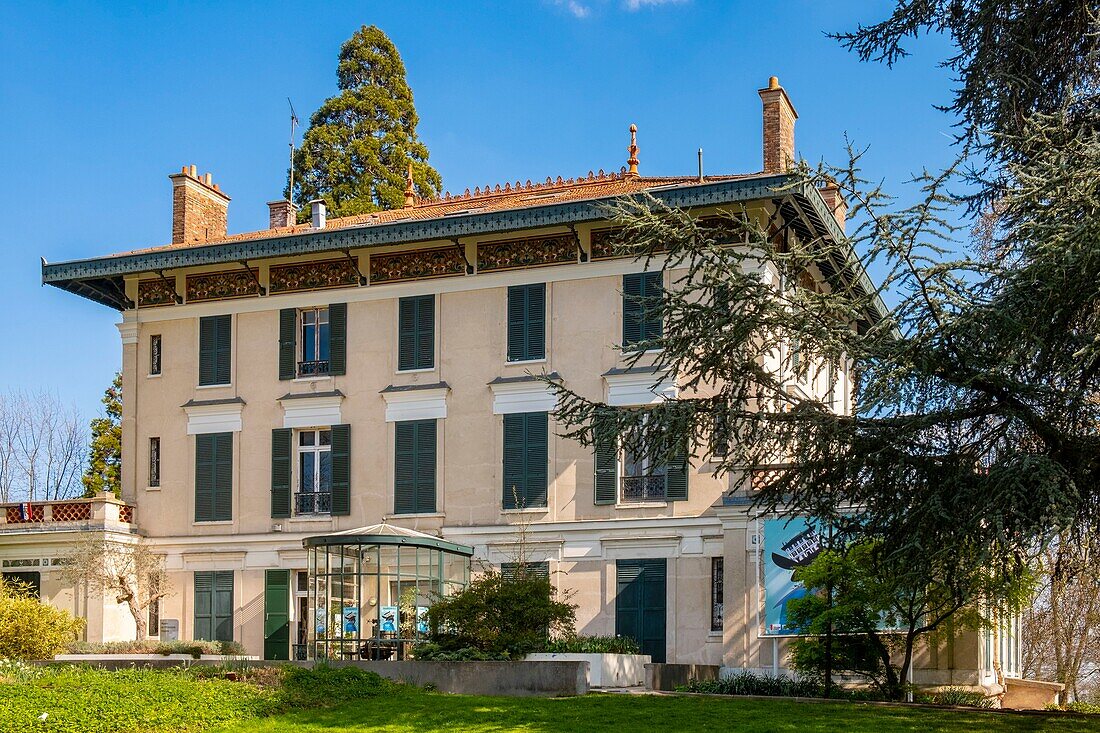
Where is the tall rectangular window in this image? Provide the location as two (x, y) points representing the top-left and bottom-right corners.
(622, 272), (662, 351)
(149, 437), (161, 487)
(299, 308), (331, 376)
(711, 557), (724, 632)
(394, 419), (436, 514)
(507, 283), (546, 362)
(198, 314), (231, 386)
(195, 432), (232, 522)
(194, 570), (233, 642)
(502, 412), (548, 509)
(296, 429), (332, 515)
(150, 334), (162, 375)
(621, 415), (667, 503)
(398, 295), (434, 371)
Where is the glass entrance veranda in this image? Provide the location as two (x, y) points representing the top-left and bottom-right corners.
(303, 524), (472, 661)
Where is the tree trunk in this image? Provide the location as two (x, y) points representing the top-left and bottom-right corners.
(128, 600), (147, 641)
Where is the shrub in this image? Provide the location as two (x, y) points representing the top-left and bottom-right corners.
(543, 635), (641, 654)
(64, 639), (247, 658)
(1064, 701), (1100, 714)
(682, 671), (824, 698)
(412, 643), (510, 661)
(917, 686), (994, 708)
(278, 665), (393, 707)
(0, 577), (84, 660)
(426, 568), (576, 658)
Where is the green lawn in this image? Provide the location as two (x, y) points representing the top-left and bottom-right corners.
(217, 689), (1098, 733)
(2, 665), (1095, 733)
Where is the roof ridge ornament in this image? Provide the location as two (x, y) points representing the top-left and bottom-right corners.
(627, 123), (639, 176)
(404, 162), (416, 207)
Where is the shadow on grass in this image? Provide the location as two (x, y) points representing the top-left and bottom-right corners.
(224, 689), (1100, 733)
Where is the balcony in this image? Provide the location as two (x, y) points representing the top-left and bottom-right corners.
(295, 491), (331, 515)
(0, 492), (136, 534)
(620, 475), (667, 503)
(298, 360), (331, 377)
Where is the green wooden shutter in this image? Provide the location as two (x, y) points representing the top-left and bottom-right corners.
(526, 412), (548, 507)
(398, 298), (417, 371)
(622, 274), (644, 349)
(665, 440), (688, 501)
(506, 286), (527, 362)
(415, 420), (437, 513)
(195, 434), (215, 522)
(194, 571), (214, 641)
(503, 413), (525, 509)
(394, 420), (436, 514)
(416, 295), (435, 370)
(199, 316), (217, 385)
(642, 271), (663, 342)
(263, 570), (290, 661)
(594, 411), (619, 505)
(214, 315), (232, 385)
(507, 284), (545, 362)
(278, 309), (296, 380)
(328, 303), (347, 376)
(330, 424), (351, 515)
(213, 570), (234, 642)
(271, 429), (291, 519)
(196, 433), (232, 522)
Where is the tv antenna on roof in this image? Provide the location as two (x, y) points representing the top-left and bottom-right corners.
(287, 98), (299, 205)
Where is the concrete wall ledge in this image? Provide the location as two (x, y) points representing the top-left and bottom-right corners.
(525, 653), (650, 687)
(646, 663), (721, 691)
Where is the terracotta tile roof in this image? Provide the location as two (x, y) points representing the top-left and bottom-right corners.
(111, 168), (758, 258)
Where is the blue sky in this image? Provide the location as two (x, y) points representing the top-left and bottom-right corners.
(0, 1), (957, 419)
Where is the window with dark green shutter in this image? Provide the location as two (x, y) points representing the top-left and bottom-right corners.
(280, 305), (346, 379)
(622, 272), (663, 351)
(507, 284), (545, 362)
(394, 420), (436, 514)
(199, 315), (232, 385)
(398, 295), (434, 371)
(501, 561), (550, 581)
(330, 424), (351, 515)
(271, 429), (291, 518)
(593, 410), (619, 505)
(195, 432), (232, 522)
(194, 570), (233, 642)
(502, 412), (548, 509)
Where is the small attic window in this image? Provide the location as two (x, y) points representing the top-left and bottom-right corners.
(523, 191), (566, 201)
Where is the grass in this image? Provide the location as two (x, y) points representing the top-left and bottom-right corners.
(1, 664), (1096, 733)
(217, 688), (1100, 733)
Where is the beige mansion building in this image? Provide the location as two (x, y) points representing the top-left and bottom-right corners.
(19, 78), (1017, 686)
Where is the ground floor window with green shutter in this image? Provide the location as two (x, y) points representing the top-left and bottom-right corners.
(394, 419), (436, 514)
(594, 410), (687, 505)
(194, 570), (233, 642)
(502, 412), (548, 509)
(195, 432), (232, 522)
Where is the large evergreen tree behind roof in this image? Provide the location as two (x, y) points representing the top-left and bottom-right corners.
(289, 25), (442, 218)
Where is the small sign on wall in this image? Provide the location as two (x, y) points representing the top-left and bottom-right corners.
(159, 619), (179, 641)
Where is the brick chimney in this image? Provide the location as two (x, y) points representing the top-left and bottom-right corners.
(267, 199), (297, 229)
(168, 165), (230, 244)
(819, 180), (848, 233)
(758, 76), (798, 174)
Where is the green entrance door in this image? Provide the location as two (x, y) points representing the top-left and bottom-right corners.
(615, 559), (667, 663)
(264, 570), (290, 661)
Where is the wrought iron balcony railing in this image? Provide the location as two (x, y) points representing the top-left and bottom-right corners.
(297, 360), (331, 377)
(295, 491), (332, 515)
(620, 474), (667, 503)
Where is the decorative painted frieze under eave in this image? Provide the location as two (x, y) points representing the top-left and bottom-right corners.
(602, 365), (678, 406)
(277, 390), (344, 429)
(487, 372), (561, 415)
(380, 382), (450, 422)
(182, 397), (245, 434)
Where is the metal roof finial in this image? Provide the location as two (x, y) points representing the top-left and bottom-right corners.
(627, 124), (639, 176)
(404, 161), (416, 207)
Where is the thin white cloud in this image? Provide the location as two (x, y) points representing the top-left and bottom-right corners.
(551, 0), (592, 18)
(623, 0), (688, 10)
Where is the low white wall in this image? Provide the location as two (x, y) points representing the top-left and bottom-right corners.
(524, 653), (650, 687)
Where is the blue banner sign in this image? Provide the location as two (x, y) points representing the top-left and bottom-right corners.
(762, 517), (823, 635)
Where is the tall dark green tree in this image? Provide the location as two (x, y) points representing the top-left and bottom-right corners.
(289, 25), (442, 217)
(82, 372), (121, 497)
(546, 3), (1100, 652)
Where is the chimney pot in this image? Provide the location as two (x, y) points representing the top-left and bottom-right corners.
(758, 76), (798, 174)
(189, 164), (197, 178)
(819, 180), (848, 233)
(310, 199), (327, 229)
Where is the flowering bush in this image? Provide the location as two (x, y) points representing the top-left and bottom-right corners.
(0, 578), (84, 660)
